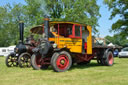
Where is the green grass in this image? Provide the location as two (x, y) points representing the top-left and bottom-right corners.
(0, 57), (128, 85)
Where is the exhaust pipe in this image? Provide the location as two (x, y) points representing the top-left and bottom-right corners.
(19, 21), (24, 43)
(44, 15), (49, 40)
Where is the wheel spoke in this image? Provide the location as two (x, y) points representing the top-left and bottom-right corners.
(26, 62), (31, 67)
(10, 62), (13, 66)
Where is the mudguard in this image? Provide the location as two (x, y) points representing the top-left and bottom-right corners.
(33, 39), (52, 57)
(39, 41), (51, 55)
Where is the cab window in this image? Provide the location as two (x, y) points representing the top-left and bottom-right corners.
(75, 25), (80, 37)
(67, 24), (72, 35)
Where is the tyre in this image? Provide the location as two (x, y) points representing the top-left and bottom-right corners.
(97, 53), (105, 65)
(31, 54), (48, 70)
(31, 54), (42, 70)
(5, 53), (18, 67)
(97, 58), (105, 65)
(104, 51), (114, 66)
(51, 51), (72, 72)
(18, 52), (31, 68)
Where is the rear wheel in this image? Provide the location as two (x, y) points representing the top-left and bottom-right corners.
(5, 53), (18, 67)
(97, 53), (105, 65)
(97, 58), (105, 65)
(51, 51), (72, 72)
(18, 52), (31, 68)
(104, 51), (114, 66)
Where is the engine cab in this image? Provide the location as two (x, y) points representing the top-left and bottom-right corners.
(31, 21), (92, 54)
(49, 22), (92, 54)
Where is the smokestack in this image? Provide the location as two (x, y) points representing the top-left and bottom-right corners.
(44, 15), (49, 40)
(19, 21), (24, 43)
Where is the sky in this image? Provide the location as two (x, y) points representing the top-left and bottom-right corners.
(0, 0), (120, 38)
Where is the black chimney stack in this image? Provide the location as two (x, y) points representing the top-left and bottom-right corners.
(44, 15), (49, 40)
(19, 21), (24, 43)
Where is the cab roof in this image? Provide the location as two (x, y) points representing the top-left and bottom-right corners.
(30, 21), (87, 34)
(50, 21), (86, 26)
(30, 25), (43, 34)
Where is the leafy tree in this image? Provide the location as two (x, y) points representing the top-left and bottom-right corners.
(24, 0), (45, 25)
(47, 0), (100, 29)
(0, 4), (24, 46)
(24, 0), (100, 28)
(104, 0), (128, 37)
(20, 0), (101, 40)
(105, 34), (128, 47)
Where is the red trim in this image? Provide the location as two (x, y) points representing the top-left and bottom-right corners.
(54, 23), (82, 39)
(84, 42), (87, 49)
(80, 25), (82, 37)
(68, 24), (82, 38)
(72, 25), (75, 37)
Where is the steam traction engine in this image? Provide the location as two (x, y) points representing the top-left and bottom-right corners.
(5, 21), (38, 68)
(30, 16), (114, 72)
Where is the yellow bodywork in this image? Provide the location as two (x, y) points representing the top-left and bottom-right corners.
(49, 37), (82, 53)
(49, 25), (92, 54)
(86, 26), (92, 54)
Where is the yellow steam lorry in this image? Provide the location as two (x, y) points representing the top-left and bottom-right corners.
(29, 16), (114, 72)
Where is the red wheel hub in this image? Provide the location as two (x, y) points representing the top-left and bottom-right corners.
(56, 55), (69, 70)
(108, 54), (113, 65)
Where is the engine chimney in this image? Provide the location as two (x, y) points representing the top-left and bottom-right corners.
(19, 21), (24, 43)
(44, 15), (49, 40)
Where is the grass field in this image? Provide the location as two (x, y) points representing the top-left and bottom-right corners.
(0, 56), (128, 85)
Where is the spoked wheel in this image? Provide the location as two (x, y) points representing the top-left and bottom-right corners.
(5, 53), (18, 67)
(31, 54), (48, 70)
(18, 52), (31, 68)
(51, 51), (72, 72)
(104, 51), (114, 66)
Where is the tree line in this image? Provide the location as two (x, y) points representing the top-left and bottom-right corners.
(0, 0), (127, 47)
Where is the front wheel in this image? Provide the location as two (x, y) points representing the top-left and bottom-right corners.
(51, 51), (72, 72)
(18, 52), (31, 68)
(5, 53), (18, 67)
